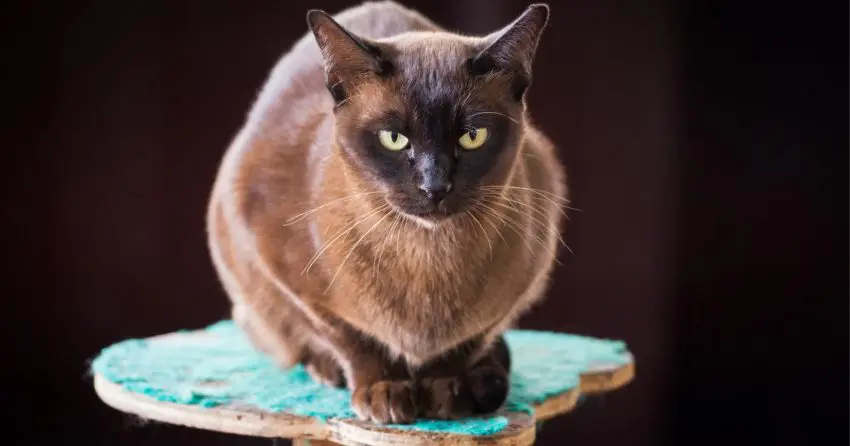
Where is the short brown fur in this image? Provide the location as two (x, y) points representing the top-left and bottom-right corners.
(207, 1), (568, 424)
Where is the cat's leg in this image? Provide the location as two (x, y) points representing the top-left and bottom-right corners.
(235, 300), (349, 388)
(337, 337), (419, 424)
(302, 347), (346, 388)
(232, 303), (308, 369)
(413, 335), (511, 420)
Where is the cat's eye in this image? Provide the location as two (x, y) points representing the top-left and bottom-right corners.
(378, 130), (410, 151)
(458, 128), (489, 150)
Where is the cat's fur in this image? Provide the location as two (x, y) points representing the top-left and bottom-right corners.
(206, 1), (567, 424)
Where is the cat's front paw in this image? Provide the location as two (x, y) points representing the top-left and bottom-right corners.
(417, 366), (510, 420)
(351, 381), (418, 424)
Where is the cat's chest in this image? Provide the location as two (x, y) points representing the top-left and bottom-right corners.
(362, 279), (492, 363)
(335, 231), (528, 361)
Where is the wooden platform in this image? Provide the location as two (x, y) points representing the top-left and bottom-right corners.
(91, 323), (634, 445)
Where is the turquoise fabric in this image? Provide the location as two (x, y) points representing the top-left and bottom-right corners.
(91, 320), (629, 436)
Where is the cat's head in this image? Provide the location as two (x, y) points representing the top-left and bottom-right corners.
(308, 4), (550, 224)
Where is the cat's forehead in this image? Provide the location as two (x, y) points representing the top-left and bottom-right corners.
(374, 33), (487, 115)
(384, 33), (482, 81)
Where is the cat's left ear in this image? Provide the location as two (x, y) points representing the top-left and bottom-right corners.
(471, 4), (550, 98)
(306, 9), (390, 103)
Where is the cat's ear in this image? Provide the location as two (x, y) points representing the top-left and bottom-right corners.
(306, 9), (391, 101)
(470, 3), (550, 99)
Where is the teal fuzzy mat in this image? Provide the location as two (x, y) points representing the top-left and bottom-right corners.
(91, 320), (630, 436)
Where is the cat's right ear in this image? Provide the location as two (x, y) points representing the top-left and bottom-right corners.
(306, 10), (391, 103)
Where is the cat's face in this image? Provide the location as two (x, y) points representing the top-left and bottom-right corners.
(309, 5), (549, 223)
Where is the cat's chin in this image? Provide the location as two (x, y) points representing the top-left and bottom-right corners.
(397, 211), (442, 229)
(387, 204), (454, 230)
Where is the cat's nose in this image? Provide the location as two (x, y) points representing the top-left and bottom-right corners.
(419, 182), (452, 204)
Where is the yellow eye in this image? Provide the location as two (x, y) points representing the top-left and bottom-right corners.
(378, 130), (409, 151)
(458, 128), (489, 150)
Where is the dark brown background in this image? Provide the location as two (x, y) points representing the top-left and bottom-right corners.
(6, 0), (846, 445)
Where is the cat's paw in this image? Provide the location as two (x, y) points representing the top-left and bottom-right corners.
(304, 351), (346, 388)
(417, 366), (509, 419)
(351, 381), (418, 424)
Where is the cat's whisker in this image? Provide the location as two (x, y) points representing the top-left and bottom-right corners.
(517, 199), (573, 256)
(480, 186), (573, 211)
(480, 207), (539, 261)
(456, 212), (468, 233)
(465, 208), (493, 255)
(480, 187), (574, 220)
(286, 191), (382, 225)
(482, 190), (550, 220)
(393, 211), (407, 263)
(470, 204), (506, 244)
(481, 185), (573, 206)
(457, 213), (481, 254)
(494, 200), (566, 247)
(478, 196), (569, 262)
(521, 195), (569, 224)
(325, 208), (394, 294)
(479, 197), (564, 264)
(495, 203), (549, 249)
(374, 213), (401, 280)
(456, 213), (471, 247)
(302, 204), (389, 276)
(483, 194), (570, 250)
(473, 200), (538, 259)
(466, 111), (520, 125)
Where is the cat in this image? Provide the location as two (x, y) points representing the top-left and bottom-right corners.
(206, 0), (568, 424)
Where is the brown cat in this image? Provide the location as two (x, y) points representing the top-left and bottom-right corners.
(206, 1), (568, 424)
